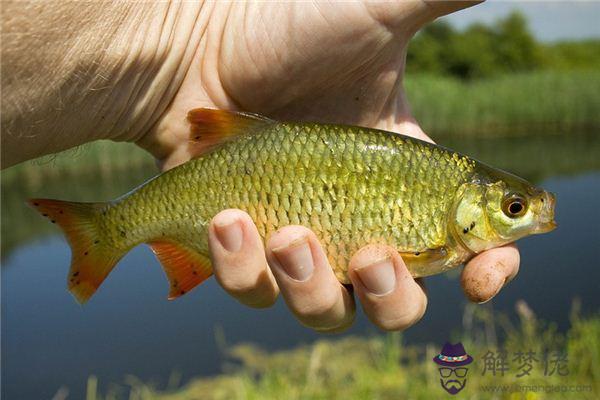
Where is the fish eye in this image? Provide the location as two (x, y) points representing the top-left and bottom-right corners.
(502, 195), (528, 218)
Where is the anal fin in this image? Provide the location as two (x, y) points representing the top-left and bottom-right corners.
(148, 241), (213, 299)
(400, 247), (450, 278)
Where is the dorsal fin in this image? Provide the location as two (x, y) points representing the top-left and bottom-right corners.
(187, 108), (275, 158)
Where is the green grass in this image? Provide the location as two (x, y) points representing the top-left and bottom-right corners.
(0, 140), (155, 189)
(1, 70), (597, 183)
(405, 70), (600, 137)
(3, 70), (597, 399)
(2, 70), (600, 258)
(0, 141), (157, 258)
(88, 303), (599, 400)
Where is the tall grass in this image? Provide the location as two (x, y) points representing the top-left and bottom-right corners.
(88, 303), (599, 400)
(1, 140), (155, 190)
(1, 141), (156, 258)
(0, 70), (597, 187)
(2, 70), (600, 256)
(405, 70), (600, 137)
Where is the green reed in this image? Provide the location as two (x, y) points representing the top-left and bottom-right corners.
(2, 70), (599, 184)
(2, 70), (599, 258)
(88, 302), (599, 400)
(405, 70), (600, 137)
(3, 131), (600, 259)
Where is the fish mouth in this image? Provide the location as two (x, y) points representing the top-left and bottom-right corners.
(535, 220), (557, 234)
(533, 191), (557, 234)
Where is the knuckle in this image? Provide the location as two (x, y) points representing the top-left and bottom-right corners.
(375, 296), (426, 331)
(315, 318), (354, 334)
(217, 268), (277, 308)
(220, 275), (259, 297)
(214, 260), (263, 293)
(238, 288), (278, 309)
(377, 309), (422, 331)
(294, 290), (340, 321)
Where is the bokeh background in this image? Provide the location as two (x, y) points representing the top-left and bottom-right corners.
(2, 2), (599, 399)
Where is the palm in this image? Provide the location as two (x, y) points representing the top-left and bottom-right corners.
(219, 2), (415, 127)
(141, 1), (521, 332)
(146, 1), (473, 169)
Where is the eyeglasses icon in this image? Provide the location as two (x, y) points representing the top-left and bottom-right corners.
(439, 367), (468, 378)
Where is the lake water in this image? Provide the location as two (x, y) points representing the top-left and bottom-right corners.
(2, 134), (599, 399)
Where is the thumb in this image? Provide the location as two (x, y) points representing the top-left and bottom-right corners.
(365, 1), (482, 35)
(424, 1), (484, 19)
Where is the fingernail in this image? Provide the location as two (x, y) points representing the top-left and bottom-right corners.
(272, 237), (314, 282)
(214, 219), (243, 252)
(354, 257), (396, 296)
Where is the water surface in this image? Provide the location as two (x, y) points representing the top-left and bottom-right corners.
(2, 134), (599, 399)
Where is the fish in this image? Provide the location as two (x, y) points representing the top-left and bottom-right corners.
(28, 108), (557, 304)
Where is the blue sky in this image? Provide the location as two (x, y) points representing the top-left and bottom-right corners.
(441, 1), (600, 41)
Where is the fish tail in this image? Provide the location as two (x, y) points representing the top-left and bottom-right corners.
(27, 198), (125, 304)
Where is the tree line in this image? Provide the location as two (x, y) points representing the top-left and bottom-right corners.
(406, 11), (600, 79)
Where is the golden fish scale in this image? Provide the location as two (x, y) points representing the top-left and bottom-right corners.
(101, 123), (477, 283)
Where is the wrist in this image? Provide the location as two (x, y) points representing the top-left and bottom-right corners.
(1, 1), (210, 168)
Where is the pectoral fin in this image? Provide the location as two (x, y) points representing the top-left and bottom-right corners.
(400, 247), (451, 278)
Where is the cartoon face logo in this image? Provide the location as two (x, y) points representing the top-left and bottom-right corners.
(432, 342), (473, 395)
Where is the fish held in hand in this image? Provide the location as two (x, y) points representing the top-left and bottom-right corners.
(28, 108), (557, 303)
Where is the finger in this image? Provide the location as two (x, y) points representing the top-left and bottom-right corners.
(424, 1), (483, 18)
(208, 209), (279, 308)
(366, 1), (481, 35)
(348, 245), (427, 331)
(266, 226), (355, 332)
(461, 244), (520, 304)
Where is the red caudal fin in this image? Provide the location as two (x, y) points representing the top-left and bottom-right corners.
(187, 108), (274, 158)
(148, 240), (213, 299)
(27, 198), (125, 304)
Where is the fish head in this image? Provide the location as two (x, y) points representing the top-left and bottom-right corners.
(452, 172), (556, 254)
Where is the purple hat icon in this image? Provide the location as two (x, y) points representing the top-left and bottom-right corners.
(433, 342), (473, 367)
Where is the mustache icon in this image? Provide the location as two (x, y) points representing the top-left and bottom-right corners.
(444, 379), (463, 388)
(441, 379), (466, 395)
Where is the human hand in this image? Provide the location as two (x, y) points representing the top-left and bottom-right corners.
(3, 1), (518, 332)
(163, 1), (516, 332)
